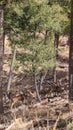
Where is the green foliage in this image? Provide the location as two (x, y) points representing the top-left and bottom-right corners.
(14, 59), (20, 70)
(17, 42), (55, 73)
(1, 0), (70, 73)
(67, 123), (73, 130)
(57, 118), (66, 128)
(28, 42), (55, 72)
(4, 0), (70, 42)
(8, 58), (20, 70)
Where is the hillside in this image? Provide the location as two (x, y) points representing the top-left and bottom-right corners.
(1, 36), (73, 130)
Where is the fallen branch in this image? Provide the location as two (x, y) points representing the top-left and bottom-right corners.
(53, 112), (61, 130)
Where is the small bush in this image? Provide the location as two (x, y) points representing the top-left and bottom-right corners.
(57, 118), (66, 128)
(67, 123), (73, 130)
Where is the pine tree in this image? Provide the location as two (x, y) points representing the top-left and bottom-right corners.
(0, 0), (71, 101)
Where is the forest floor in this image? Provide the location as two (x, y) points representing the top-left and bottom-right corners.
(1, 36), (73, 130)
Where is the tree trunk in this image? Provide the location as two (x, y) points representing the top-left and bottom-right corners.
(35, 73), (41, 102)
(40, 70), (48, 90)
(54, 33), (59, 53)
(7, 45), (16, 92)
(53, 33), (59, 83)
(0, 7), (4, 113)
(69, 0), (73, 100)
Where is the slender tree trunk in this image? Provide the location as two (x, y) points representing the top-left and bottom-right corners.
(3, 31), (5, 55)
(0, 7), (4, 113)
(40, 70), (48, 90)
(54, 33), (59, 52)
(7, 45), (16, 92)
(69, 0), (73, 100)
(35, 73), (41, 102)
(53, 33), (59, 83)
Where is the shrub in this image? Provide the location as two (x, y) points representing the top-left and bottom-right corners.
(57, 118), (66, 128)
(67, 123), (73, 130)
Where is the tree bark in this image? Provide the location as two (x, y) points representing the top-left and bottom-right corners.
(0, 7), (4, 113)
(40, 70), (48, 90)
(69, 0), (73, 100)
(7, 45), (16, 92)
(53, 33), (59, 83)
(35, 73), (41, 102)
